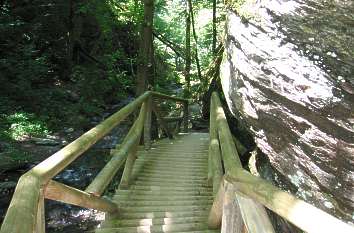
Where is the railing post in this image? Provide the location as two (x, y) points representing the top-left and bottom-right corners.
(221, 181), (244, 233)
(208, 179), (225, 229)
(35, 190), (45, 233)
(182, 101), (189, 132)
(144, 97), (152, 150)
(119, 139), (139, 189)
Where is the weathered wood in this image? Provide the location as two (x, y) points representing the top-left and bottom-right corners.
(86, 103), (147, 196)
(208, 180), (225, 229)
(236, 194), (275, 233)
(221, 181), (244, 233)
(162, 116), (183, 122)
(225, 173), (354, 233)
(209, 95), (223, 195)
(183, 101), (189, 132)
(0, 171), (41, 233)
(151, 91), (188, 103)
(31, 91), (152, 183)
(35, 192), (45, 233)
(45, 180), (118, 213)
(212, 92), (242, 173)
(151, 102), (173, 139)
(120, 139), (139, 189)
(0, 173), (41, 233)
(144, 96), (152, 150)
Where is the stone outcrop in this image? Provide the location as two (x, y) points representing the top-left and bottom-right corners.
(221, 0), (354, 223)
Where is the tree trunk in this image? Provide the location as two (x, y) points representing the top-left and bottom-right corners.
(187, 0), (203, 86)
(136, 0), (155, 96)
(212, 0), (217, 56)
(184, 6), (191, 98)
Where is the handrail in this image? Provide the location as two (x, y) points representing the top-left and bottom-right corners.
(207, 92), (354, 233)
(0, 91), (189, 233)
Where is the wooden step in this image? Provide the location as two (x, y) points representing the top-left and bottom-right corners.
(133, 169), (207, 175)
(112, 210), (209, 220)
(115, 189), (212, 196)
(134, 174), (207, 181)
(96, 222), (210, 233)
(134, 160), (208, 167)
(96, 133), (216, 233)
(116, 199), (213, 207)
(136, 177), (207, 184)
(128, 185), (212, 192)
(120, 205), (210, 213)
(102, 216), (207, 228)
(133, 181), (210, 188)
(113, 194), (213, 201)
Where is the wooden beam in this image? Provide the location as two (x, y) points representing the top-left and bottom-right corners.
(0, 173), (41, 233)
(208, 179), (225, 229)
(45, 180), (118, 213)
(236, 194), (275, 233)
(151, 91), (188, 103)
(119, 139), (139, 189)
(226, 173), (354, 233)
(183, 101), (189, 132)
(209, 95), (223, 194)
(144, 96), (152, 150)
(35, 191), (45, 233)
(212, 92), (242, 173)
(221, 181), (244, 233)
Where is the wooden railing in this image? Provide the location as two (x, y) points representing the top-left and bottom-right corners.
(207, 92), (354, 233)
(0, 91), (188, 233)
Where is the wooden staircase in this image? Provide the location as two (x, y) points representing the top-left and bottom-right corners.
(96, 132), (219, 233)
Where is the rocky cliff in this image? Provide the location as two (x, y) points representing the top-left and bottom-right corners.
(221, 0), (354, 223)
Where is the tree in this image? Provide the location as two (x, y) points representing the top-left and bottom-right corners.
(187, 0), (204, 87)
(136, 0), (155, 96)
(212, 0), (217, 56)
(184, 3), (191, 98)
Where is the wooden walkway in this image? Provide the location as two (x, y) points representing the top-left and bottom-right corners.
(96, 132), (219, 233)
(1, 91), (353, 233)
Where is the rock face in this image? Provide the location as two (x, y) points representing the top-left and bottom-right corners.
(221, 0), (354, 223)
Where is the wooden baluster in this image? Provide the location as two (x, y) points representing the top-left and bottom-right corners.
(35, 190), (45, 233)
(221, 181), (245, 233)
(182, 101), (189, 132)
(208, 179), (225, 229)
(119, 139), (139, 189)
(144, 97), (152, 150)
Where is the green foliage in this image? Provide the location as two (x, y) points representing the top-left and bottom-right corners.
(1, 112), (49, 140)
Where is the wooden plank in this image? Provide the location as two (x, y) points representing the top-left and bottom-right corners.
(45, 180), (118, 213)
(236, 194), (275, 233)
(85, 103), (147, 196)
(209, 95), (223, 195)
(35, 191), (45, 233)
(208, 180), (225, 229)
(183, 101), (189, 132)
(0, 173), (41, 233)
(119, 139), (139, 189)
(212, 92), (242, 173)
(226, 173), (354, 233)
(144, 96), (152, 150)
(221, 181), (244, 233)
